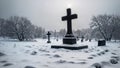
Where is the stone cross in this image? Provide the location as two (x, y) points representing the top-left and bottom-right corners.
(62, 8), (77, 35)
(47, 31), (51, 43)
(62, 8), (78, 44)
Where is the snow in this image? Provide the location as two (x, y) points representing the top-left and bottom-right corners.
(0, 38), (120, 68)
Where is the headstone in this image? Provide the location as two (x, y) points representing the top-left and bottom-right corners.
(81, 36), (84, 42)
(62, 8), (77, 44)
(98, 40), (106, 46)
(76, 36), (79, 41)
(56, 35), (58, 41)
(89, 39), (91, 42)
(47, 31), (51, 43)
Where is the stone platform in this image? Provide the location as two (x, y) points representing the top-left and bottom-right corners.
(51, 45), (88, 50)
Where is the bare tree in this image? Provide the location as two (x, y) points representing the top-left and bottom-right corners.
(90, 14), (120, 41)
(7, 16), (35, 41)
(0, 18), (5, 37)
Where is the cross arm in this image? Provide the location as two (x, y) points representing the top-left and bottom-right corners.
(62, 16), (67, 21)
(61, 14), (78, 21)
(70, 14), (77, 19)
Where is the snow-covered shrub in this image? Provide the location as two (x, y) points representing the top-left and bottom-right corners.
(110, 59), (118, 64)
(92, 63), (102, 68)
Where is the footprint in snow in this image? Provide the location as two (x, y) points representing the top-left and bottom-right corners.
(67, 61), (75, 64)
(0, 60), (7, 63)
(55, 60), (66, 64)
(100, 51), (105, 55)
(43, 54), (51, 56)
(111, 56), (120, 61)
(43, 64), (49, 67)
(88, 56), (94, 59)
(25, 50), (30, 53)
(111, 53), (117, 55)
(24, 66), (36, 68)
(31, 51), (37, 55)
(77, 59), (87, 61)
(77, 62), (87, 64)
(101, 61), (111, 66)
(91, 54), (97, 57)
(0, 52), (6, 56)
(25, 46), (32, 48)
(90, 61), (112, 68)
(104, 49), (109, 52)
(21, 59), (29, 62)
(53, 54), (61, 58)
(97, 53), (102, 56)
(110, 58), (118, 64)
(3, 63), (13, 67)
(90, 63), (103, 68)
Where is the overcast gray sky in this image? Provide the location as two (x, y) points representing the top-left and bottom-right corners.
(0, 0), (120, 31)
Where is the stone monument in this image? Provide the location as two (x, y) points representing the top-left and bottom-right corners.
(62, 8), (77, 44)
(51, 8), (88, 50)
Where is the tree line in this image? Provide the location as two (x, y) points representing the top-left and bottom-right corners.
(0, 15), (120, 41)
(90, 14), (120, 41)
(0, 16), (45, 41)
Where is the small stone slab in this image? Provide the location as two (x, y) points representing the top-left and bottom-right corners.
(51, 45), (88, 50)
(98, 40), (106, 46)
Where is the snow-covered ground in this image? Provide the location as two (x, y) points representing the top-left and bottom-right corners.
(0, 38), (120, 68)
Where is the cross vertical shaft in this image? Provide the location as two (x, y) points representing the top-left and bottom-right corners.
(67, 8), (72, 34)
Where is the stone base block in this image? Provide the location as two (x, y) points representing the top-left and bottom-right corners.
(51, 45), (88, 50)
(63, 37), (76, 44)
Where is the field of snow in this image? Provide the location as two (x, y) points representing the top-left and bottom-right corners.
(0, 38), (120, 68)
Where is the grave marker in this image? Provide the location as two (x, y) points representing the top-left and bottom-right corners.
(47, 31), (51, 43)
(62, 8), (77, 44)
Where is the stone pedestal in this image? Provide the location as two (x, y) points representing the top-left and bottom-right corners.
(51, 45), (88, 50)
(62, 8), (77, 45)
(63, 36), (76, 44)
